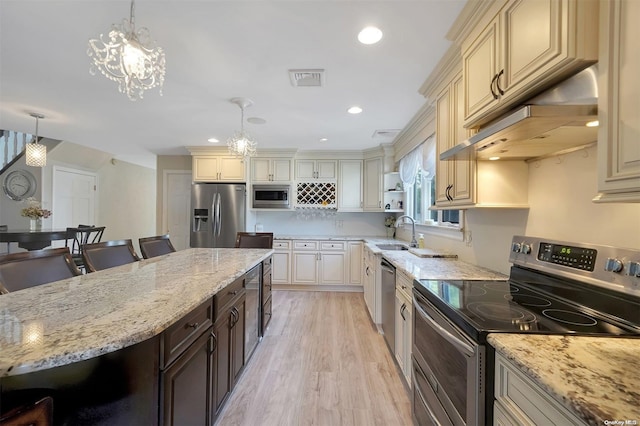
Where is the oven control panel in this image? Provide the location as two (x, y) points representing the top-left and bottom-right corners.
(537, 243), (597, 271)
(509, 236), (640, 293)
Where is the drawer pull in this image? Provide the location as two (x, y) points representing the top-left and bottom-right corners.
(187, 322), (199, 329)
(228, 290), (238, 295)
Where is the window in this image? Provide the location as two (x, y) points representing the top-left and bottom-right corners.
(404, 138), (461, 229)
(408, 168), (460, 227)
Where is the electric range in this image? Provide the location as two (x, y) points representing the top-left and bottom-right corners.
(411, 236), (640, 426)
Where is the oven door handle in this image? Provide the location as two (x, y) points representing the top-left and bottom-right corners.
(413, 295), (475, 357)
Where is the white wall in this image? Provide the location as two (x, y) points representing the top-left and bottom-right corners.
(399, 145), (640, 274)
(97, 159), (156, 251)
(253, 211), (389, 237)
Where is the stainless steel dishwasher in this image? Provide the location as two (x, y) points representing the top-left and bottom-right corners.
(380, 258), (396, 353)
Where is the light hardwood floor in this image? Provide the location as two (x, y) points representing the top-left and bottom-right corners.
(215, 291), (413, 426)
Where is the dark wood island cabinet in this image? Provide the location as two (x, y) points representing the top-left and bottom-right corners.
(0, 249), (273, 426)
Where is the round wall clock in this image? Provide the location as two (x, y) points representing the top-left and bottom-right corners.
(3, 169), (37, 201)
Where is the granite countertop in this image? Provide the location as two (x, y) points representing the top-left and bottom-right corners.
(275, 235), (507, 281)
(378, 249), (507, 281)
(488, 334), (640, 425)
(0, 248), (272, 377)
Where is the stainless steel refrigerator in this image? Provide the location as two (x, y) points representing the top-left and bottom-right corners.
(190, 183), (246, 248)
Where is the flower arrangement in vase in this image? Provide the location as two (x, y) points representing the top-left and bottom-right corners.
(384, 215), (396, 238)
(20, 197), (51, 230)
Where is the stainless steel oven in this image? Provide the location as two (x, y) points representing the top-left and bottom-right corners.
(412, 290), (484, 425)
(411, 235), (640, 425)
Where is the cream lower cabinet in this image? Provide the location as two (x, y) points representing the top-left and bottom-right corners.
(347, 242), (362, 285)
(272, 240), (291, 284)
(394, 270), (413, 388)
(594, 0), (640, 203)
(463, 0), (599, 128)
(494, 353), (586, 425)
(290, 240), (350, 286)
(362, 245), (381, 324)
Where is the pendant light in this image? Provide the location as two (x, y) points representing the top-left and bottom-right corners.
(226, 98), (257, 158)
(26, 113), (46, 167)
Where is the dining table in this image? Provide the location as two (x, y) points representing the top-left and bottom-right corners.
(0, 228), (71, 251)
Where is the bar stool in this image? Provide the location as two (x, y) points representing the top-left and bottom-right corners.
(82, 239), (140, 273)
(0, 248), (80, 294)
(234, 232), (274, 249)
(138, 234), (176, 259)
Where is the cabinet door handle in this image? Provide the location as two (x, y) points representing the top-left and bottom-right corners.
(490, 73), (499, 100)
(187, 322), (199, 329)
(209, 331), (217, 353)
(496, 69), (505, 95)
(400, 303), (406, 320)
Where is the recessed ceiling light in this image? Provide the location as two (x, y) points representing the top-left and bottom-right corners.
(207, 138), (219, 143)
(319, 138), (328, 142)
(247, 117), (266, 125)
(488, 156), (501, 161)
(585, 120), (599, 127)
(358, 26), (383, 45)
(347, 106), (363, 114)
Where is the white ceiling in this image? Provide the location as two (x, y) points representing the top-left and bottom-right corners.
(0, 0), (465, 168)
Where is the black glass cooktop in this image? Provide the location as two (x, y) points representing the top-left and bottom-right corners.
(415, 266), (640, 340)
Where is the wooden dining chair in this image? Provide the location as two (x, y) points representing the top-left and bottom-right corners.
(138, 234), (176, 259)
(235, 232), (274, 249)
(65, 226), (106, 272)
(82, 239), (140, 273)
(0, 248), (81, 294)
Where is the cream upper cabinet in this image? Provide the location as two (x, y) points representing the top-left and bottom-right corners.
(594, 0), (640, 203)
(295, 159), (337, 180)
(463, 0), (599, 128)
(435, 71), (474, 206)
(192, 155), (245, 182)
(363, 157), (383, 211)
(338, 160), (363, 212)
(251, 158), (292, 183)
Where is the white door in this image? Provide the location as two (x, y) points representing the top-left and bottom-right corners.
(164, 170), (192, 251)
(52, 167), (97, 228)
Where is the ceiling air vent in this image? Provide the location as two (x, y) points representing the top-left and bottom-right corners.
(372, 129), (401, 139)
(289, 69), (325, 87)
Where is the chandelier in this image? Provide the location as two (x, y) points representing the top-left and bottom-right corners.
(227, 98), (257, 158)
(87, 0), (165, 101)
(26, 113), (46, 167)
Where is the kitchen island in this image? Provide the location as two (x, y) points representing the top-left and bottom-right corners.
(0, 247), (272, 424)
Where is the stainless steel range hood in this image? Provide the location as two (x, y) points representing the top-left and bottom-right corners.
(441, 65), (598, 161)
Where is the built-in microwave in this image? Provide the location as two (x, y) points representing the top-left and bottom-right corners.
(252, 185), (291, 209)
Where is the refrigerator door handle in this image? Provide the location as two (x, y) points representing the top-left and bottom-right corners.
(215, 193), (222, 236)
(211, 193), (218, 235)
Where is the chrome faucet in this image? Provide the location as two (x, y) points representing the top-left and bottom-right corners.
(395, 215), (418, 248)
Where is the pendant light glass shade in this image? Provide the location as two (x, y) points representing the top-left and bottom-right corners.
(26, 113), (46, 167)
(227, 98), (257, 158)
(87, 0), (165, 101)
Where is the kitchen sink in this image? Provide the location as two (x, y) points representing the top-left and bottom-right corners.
(376, 244), (409, 251)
